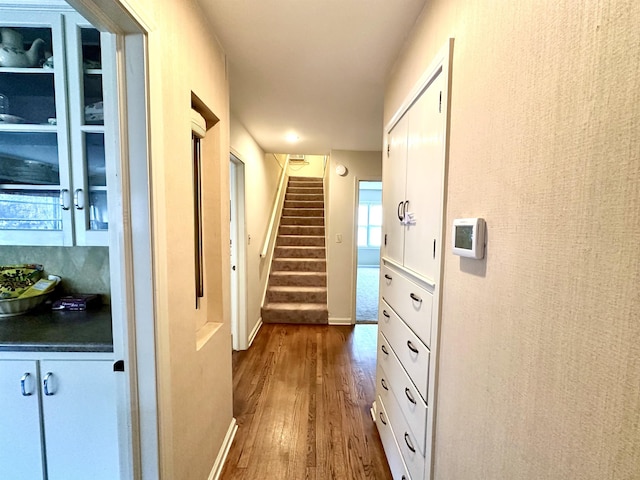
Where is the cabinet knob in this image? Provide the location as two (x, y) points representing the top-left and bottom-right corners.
(43, 372), (55, 396)
(20, 373), (33, 397)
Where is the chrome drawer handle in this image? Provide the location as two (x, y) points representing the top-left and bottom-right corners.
(404, 432), (416, 453)
(74, 188), (85, 210)
(382, 310), (390, 318)
(409, 292), (422, 303)
(404, 387), (416, 404)
(384, 274), (392, 281)
(43, 372), (54, 396)
(59, 189), (70, 211)
(20, 373), (32, 397)
(381, 345), (389, 355)
(379, 411), (387, 425)
(407, 340), (419, 354)
(381, 378), (389, 391)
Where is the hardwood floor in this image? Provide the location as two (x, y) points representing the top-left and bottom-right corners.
(220, 324), (392, 480)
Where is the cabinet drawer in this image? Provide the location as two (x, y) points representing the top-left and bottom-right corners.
(379, 302), (430, 403)
(376, 354), (428, 455)
(377, 392), (425, 480)
(376, 398), (412, 480)
(380, 265), (433, 348)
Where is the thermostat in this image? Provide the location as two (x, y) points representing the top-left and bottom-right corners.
(452, 218), (485, 259)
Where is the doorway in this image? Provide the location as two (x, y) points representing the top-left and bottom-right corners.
(229, 153), (247, 350)
(355, 181), (382, 323)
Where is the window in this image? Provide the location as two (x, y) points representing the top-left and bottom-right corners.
(358, 203), (382, 247)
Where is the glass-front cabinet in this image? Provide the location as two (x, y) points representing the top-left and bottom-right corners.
(0, 11), (109, 246)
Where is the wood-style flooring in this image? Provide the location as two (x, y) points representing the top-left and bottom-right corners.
(220, 323), (392, 480)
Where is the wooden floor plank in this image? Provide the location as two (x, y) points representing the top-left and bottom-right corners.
(220, 324), (392, 480)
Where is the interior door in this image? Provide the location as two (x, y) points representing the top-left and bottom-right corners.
(229, 159), (239, 350)
(382, 114), (408, 265)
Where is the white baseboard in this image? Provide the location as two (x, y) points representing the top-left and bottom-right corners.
(329, 317), (353, 325)
(207, 418), (238, 480)
(248, 319), (262, 347)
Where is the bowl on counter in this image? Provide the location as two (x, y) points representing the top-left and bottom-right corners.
(0, 275), (61, 318)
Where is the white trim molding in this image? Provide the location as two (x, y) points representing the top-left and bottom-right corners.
(207, 418), (238, 480)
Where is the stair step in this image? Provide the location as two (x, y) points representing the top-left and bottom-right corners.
(272, 258), (326, 272)
(287, 187), (324, 195)
(261, 303), (328, 324)
(278, 225), (325, 236)
(277, 235), (325, 246)
(275, 246), (326, 258)
(289, 176), (323, 184)
(266, 286), (327, 303)
(280, 216), (324, 226)
(284, 200), (324, 209)
(268, 271), (327, 286)
(286, 193), (324, 202)
(283, 208), (324, 217)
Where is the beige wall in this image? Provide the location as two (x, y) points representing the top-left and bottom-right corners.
(230, 116), (283, 343)
(113, 0), (234, 478)
(286, 154), (326, 178)
(326, 150), (381, 323)
(386, 1), (640, 478)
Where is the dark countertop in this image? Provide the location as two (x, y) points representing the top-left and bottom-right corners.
(0, 305), (113, 352)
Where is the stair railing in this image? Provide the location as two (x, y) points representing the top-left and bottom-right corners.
(260, 154), (290, 258)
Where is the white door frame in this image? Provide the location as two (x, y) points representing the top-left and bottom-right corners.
(351, 176), (382, 324)
(65, 1), (158, 478)
(230, 151), (248, 350)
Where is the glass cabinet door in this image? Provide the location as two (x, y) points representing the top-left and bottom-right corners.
(66, 19), (108, 246)
(0, 14), (73, 246)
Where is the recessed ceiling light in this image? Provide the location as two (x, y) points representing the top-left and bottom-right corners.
(285, 133), (300, 143)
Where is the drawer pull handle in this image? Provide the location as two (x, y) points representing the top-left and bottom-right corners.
(384, 274), (392, 281)
(381, 345), (389, 355)
(382, 310), (390, 318)
(20, 373), (32, 397)
(402, 477), (407, 480)
(409, 292), (422, 303)
(381, 378), (389, 391)
(404, 387), (417, 404)
(404, 432), (416, 453)
(379, 411), (387, 425)
(407, 340), (419, 354)
(43, 372), (54, 396)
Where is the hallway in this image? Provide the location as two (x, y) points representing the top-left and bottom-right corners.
(220, 324), (392, 479)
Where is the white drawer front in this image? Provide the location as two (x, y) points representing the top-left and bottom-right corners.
(376, 353), (428, 455)
(376, 398), (412, 480)
(380, 265), (433, 348)
(377, 392), (425, 480)
(379, 301), (430, 403)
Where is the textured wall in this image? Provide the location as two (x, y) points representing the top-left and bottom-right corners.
(385, 0), (640, 478)
(327, 150), (381, 322)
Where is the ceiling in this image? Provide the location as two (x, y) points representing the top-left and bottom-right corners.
(198, 0), (427, 154)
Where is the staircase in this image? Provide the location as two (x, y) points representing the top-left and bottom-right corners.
(261, 176), (328, 324)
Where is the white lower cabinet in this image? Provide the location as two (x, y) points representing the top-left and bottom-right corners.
(0, 356), (119, 479)
(376, 396), (412, 480)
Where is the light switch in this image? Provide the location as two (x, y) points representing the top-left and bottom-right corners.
(336, 234), (342, 243)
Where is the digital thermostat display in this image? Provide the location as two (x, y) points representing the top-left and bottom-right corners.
(452, 218), (485, 259)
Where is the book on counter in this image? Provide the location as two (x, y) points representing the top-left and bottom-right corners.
(52, 294), (100, 311)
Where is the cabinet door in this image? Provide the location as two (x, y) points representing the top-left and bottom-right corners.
(0, 13), (74, 246)
(403, 71), (445, 281)
(40, 359), (119, 480)
(382, 113), (408, 265)
(0, 360), (45, 479)
(65, 16), (109, 246)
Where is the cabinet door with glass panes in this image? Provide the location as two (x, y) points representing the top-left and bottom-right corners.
(0, 11), (109, 246)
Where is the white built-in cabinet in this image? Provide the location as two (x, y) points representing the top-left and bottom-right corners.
(0, 9), (111, 246)
(383, 71), (445, 283)
(375, 40), (452, 480)
(0, 355), (119, 479)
